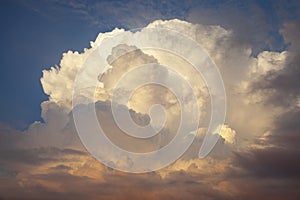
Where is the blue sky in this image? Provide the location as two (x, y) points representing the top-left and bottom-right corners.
(0, 1), (100, 128)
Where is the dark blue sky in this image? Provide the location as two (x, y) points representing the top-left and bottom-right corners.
(0, 1), (101, 129)
(0, 0), (298, 129)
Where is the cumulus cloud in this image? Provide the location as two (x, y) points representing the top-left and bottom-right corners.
(1, 18), (300, 199)
(218, 125), (237, 145)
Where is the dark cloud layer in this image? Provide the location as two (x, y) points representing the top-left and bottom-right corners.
(234, 147), (300, 179)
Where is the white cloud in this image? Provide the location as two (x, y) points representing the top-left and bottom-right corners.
(3, 18), (295, 177)
(38, 19), (289, 160)
(218, 125), (236, 145)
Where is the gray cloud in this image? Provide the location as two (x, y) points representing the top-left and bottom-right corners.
(251, 52), (300, 107)
(234, 147), (300, 179)
(228, 20), (300, 199)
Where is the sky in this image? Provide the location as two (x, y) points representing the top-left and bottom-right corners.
(0, 0), (300, 199)
(0, 0), (297, 129)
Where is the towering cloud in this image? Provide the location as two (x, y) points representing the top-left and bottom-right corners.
(0, 19), (299, 199)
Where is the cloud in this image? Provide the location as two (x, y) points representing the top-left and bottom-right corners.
(221, 21), (300, 200)
(1, 18), (300, 199)
(234, 147), (300, 179)
(218, 125), (237, 145)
